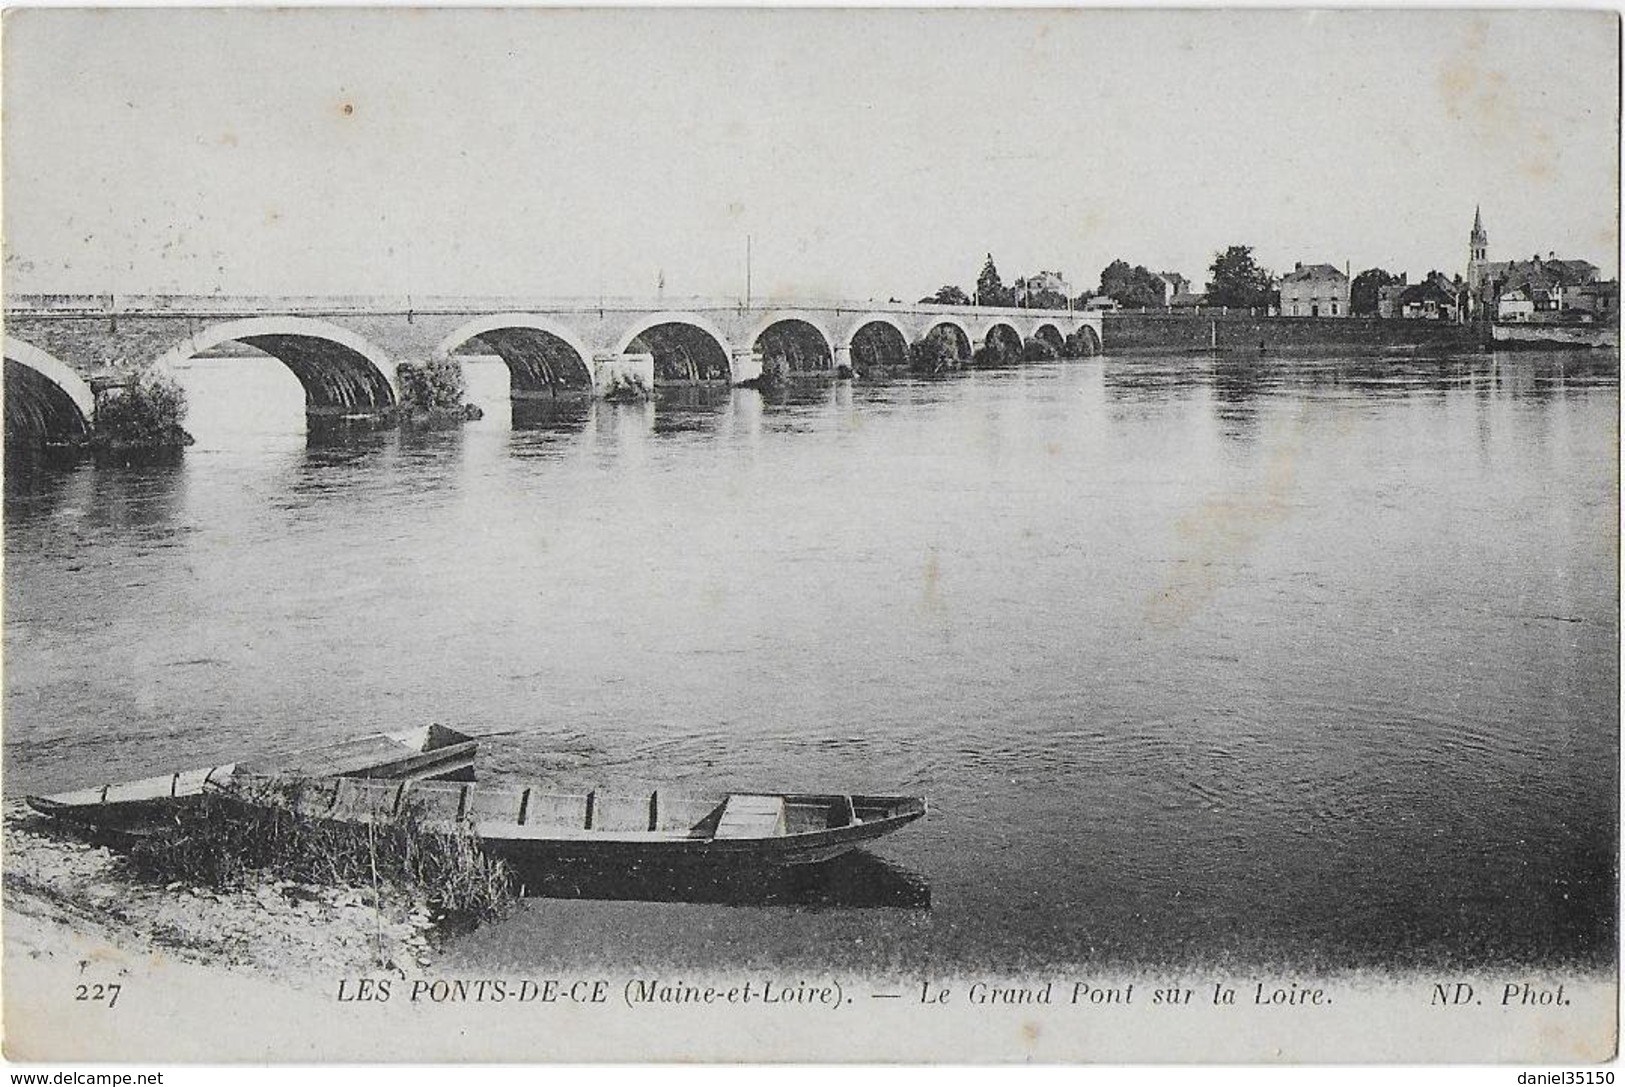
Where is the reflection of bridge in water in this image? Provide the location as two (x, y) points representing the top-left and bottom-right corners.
(4, 294), (1103, 444)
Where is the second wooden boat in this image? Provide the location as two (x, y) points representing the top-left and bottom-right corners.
(24, 724), (476, 822)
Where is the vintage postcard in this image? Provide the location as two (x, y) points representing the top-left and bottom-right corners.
(1, 7), (1617, 1065)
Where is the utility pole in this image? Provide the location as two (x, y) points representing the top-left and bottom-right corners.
(745, 234), (753, 308)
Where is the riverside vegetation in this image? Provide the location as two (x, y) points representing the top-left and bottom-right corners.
(87, 371), (195, 459)
(127, 779), (515, 927)
(395, 358), (485, 426)
(5, 781), (515, 982)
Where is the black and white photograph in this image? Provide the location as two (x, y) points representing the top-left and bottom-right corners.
(1, 7), (1618, 1065)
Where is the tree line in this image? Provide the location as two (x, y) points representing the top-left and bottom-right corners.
(917, 255), (1071, 309)
(918, 247), (1281, 312)
(1348, 268), (1462, 316)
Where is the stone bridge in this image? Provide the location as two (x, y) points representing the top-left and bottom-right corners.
(3, 294), (1103, 440)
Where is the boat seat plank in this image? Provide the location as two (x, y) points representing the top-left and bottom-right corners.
(594, 793), (656, 833)
(466, 785), (529, 825)
(655, 795), (718, 832)
(523, 792), (590, 830)
(713, 794), (787, 839)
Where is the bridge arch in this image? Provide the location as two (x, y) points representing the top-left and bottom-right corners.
(1031, 324), (1065, 352)
(4, 336), (95, 432)
(750, 315), (834, 380)
(922, 316), (973, 352)
(150, 317), (398, 415)
(845, 315), (912, 374)
(1019, 322), (1067, 361)
(979, 319), (1022, 345)
(918, 319), (973, 370)
(1067, 324), (1103, 357)
(977, 321), (1023, 367)
(748, 313), (837, 356)
(616, 312), (734, 384)
(437, 314), (596, 398)
(840, 313), (911, 348)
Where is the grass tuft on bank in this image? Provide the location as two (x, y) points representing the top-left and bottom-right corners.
(124, 780), (514, 925)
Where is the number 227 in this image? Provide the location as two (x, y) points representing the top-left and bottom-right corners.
(74, 983), (121, 1008)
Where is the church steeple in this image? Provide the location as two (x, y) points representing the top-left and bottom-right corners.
(1467, 205), (1489, 289)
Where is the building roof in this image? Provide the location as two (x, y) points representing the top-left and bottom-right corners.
(1548, 258), (1599, 281)
(1282, 263), (1348, 283)
(1487, 256), (1600, 292)
(1399, 280), (1455, 305)
(1020, 271), (1070, 289)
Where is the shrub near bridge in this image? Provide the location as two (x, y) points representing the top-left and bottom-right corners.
(395, 358), (484, 427)
(92, 370), (195, 453)
(1022, 338), (1060, 362)
(909, 336), (962, 375)
(1062, 330), (1099, 358)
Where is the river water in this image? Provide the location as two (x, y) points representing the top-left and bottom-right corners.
(4, 352), (1617, 974)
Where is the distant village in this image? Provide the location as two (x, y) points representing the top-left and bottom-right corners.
(935, 208), (1619, 330)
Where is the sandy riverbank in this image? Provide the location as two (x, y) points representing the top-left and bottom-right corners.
(3, 801), (444, 990)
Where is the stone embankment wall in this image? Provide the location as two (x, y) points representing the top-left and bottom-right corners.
(1492, 323), (1620, 349)
(1103, 313), (1487, 355)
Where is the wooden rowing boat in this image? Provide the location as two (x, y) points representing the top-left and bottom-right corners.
(26, 724), (926, 867)
(23, 724), (476, 823)
(233, 774), (928, 867)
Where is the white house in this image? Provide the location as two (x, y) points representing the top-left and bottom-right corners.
(1279, 263), (1351, 318)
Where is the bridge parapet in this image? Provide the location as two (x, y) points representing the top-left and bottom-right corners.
(7, 292), (1093, 321)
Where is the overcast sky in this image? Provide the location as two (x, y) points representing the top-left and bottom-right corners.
(3, 8), (1617, 301)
